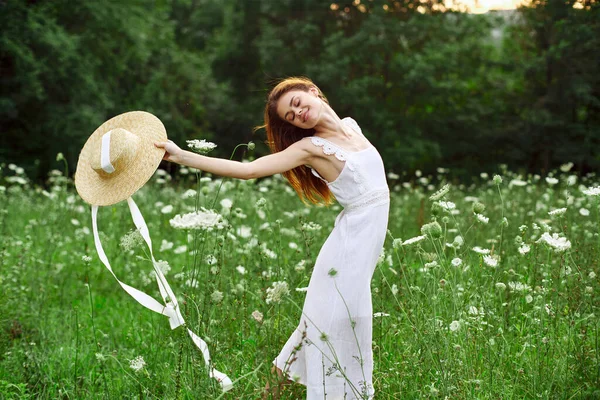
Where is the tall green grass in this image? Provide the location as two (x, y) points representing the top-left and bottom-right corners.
(0, 160), (598, 399)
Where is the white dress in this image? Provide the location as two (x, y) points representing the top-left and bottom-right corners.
(273, 117), (391, 399)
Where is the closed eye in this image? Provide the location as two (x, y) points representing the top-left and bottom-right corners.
(286, 99), (301, 121)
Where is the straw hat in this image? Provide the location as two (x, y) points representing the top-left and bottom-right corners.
(75, 111), (167, 206)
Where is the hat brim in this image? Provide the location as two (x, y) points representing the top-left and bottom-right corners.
(75, 111), (167, 206)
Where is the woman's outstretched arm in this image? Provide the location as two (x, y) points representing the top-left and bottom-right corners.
(154, 138), (313, 180)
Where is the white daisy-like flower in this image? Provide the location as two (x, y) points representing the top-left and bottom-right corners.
(169, 208), (227, 230)
(536, 232), (571, 253)
(161, 204), (174, 214)
(210, 290), (224, 303)
(251, 310), (263, 323)
(129, 355), (146, 372)
(525, 294), (533, 303)
(449, 320), (460, 332)
(472, 246), (491, 255)
(589, 271), (596, 279)
(266, 281), (290, 304)
(548, 207), (567, 216)
(439, 201), (456, 210)
(483, 255), (498, 267)
(509, 179), (528, 187)
(402, 235), (426, 246)
(475, 213), (489, 224)
(580, 208), (590, 216)
(508, 281), (531, 292)
(560, 162), (573, 172)
(205, 254), (218, 265)
(495, 282), (506, 290)
(186, 139), (217, 153)
(582, 185), (600, 196)
(545, 177), (559, 185)
(374, 312), (390, 318)
(518, 244), (530, 255)
(182, 189), (197, 199)
(236, 265), (246, 275)
(387, 172), (399, 179)
(220, 198), (233, 209)
(451, 258), (462, 267)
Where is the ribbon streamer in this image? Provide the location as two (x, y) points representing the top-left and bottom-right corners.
(91, 196), (233, 392)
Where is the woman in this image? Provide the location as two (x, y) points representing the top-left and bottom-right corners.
(155, 76), (390, 399)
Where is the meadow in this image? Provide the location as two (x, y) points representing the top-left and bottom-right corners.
(0, 155), (599, 399)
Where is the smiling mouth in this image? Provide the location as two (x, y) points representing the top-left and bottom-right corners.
(304, 109), (309, 122)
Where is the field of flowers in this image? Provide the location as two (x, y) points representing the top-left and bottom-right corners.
(0, 157), (599, 399)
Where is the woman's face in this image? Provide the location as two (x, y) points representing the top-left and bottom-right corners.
(276, 87), (322, 129)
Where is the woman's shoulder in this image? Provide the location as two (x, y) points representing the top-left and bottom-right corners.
(342, 116), (362, 134)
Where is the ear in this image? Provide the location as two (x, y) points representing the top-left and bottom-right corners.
(309, 86), (319, 97)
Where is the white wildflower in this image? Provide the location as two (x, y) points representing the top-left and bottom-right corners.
(182, 189), (197, 199)
(302, 222), (322, 231)
(374, 312), (390, 318)
(251, 310), (263, 323)
(475, 213), (489, 224)
(545, 177), (559, 185)
(169, 208), (226, 230)
(220, 198), (233, 209)
(236, 265), (246, 275)
(580, 208), (590, 216)
(536, 232), (571, 253)
(509, 179), (528, 187)
(210, 290), (223, 303)
(449, 320), (460, 332)
(451, 258), (462, 267)
(439, 201), (456, 210)
(508, 281), (532, 292)
(266, 281), (290, 304)
(560, 162), (573, 172)
(548, 208), (566, 216)
(161, 205), (174, 214)
(402, 235), (426, 246)
(483, 255), (498, 267)
(472, 246), (491, 255)
(129, 355), (146, 372)
(518, 244), (530, 255)
(582, 185), (600, 196)
(186, 139), (217, 154)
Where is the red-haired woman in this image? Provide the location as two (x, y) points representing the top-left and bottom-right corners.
(155, 76), (390, 399)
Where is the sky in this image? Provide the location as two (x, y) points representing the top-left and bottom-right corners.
(453, 0), (531, 13)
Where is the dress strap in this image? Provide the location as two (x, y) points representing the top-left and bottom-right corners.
(342, 117), (364, 137)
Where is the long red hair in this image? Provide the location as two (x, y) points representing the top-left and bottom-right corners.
(254, 77), (335, 206)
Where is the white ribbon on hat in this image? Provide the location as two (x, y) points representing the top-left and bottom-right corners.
(90, 133), (233, 391)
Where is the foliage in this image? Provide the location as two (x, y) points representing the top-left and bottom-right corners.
(1, 0), (599, 180)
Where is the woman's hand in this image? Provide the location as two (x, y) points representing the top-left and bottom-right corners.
(154, 140), (185, 164)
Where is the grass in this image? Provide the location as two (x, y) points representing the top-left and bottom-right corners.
(0, 160), (599, 399)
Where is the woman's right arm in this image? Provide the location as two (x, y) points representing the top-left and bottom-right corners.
(154, 139), (313, 180)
